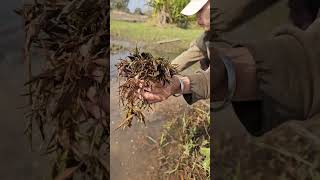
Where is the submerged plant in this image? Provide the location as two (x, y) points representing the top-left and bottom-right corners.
(115, 48), (178, 130)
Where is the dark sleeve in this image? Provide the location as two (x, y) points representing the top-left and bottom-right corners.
(233, 23), (320, 136)
(217, 0), (281, 32)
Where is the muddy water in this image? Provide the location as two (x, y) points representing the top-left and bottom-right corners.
(110, 80), (190, 179)
(110, 51), (130, 79)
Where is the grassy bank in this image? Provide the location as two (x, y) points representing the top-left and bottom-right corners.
(110, 20), (202, 48)
(155, 102), (210, 179)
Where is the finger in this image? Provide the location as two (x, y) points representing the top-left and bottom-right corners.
(144, 86), (152, 92)
(120, 71), (128, 77)
(138, 80), (145, 88)
(151, 82), (161, 89)
(139, 94), (144, 100)
(147, 85), (167, 94)
(136, 88), (141, 100)
(147, 99), (163, 104)
(136, 88), (145, 101)
(142, 91), (161, 104)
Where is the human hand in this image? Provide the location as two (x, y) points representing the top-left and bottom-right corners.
(142, 75), (188, 104)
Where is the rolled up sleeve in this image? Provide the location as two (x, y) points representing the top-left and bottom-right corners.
(183, 68), (210, 104)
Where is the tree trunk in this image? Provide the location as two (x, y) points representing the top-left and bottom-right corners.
(158, 5), (171, 25)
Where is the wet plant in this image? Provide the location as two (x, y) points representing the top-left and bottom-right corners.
(115, 48), (178, 130)
(17, 0), (109, 179)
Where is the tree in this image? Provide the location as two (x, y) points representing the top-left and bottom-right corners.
(148, 0), (193, 27)
(134, 8), (144, 15)
(111, 0), (129, 10)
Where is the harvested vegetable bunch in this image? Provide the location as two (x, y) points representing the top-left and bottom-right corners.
(116, 48), (178, 129)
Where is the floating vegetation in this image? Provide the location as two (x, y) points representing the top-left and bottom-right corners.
(18, 0), (109, 179)
(115, 48), (178, 130)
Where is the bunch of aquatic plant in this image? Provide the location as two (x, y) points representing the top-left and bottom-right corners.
(18, 0), (109, 179)
(116, 48), (178, 130)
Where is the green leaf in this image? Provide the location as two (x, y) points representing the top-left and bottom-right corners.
(200, 147), (210, 172)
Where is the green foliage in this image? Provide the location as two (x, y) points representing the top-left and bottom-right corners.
(312, 173), (320, 180)
(110, 20), (202, 45)
(111, 0), (129, 11)
(157, 103), (210, 179)
(148, 0), (195, 28)
(200, 146), (210, 172)
(134, 8), (144, 15)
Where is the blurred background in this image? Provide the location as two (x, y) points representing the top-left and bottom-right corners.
(0, 0), (50, 179)
(214, 1), (320, 180)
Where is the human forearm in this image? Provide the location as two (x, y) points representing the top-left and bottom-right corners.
(171, 45), (205, 72)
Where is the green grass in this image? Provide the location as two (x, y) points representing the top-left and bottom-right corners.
(110, 20), (203, 45)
